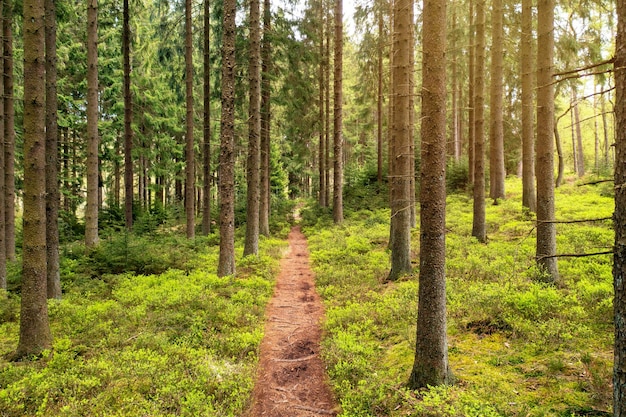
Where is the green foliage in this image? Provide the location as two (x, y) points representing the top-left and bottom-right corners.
(305, 177), (613, 416)
(446, 159), (470, 193)
(0, 231), (287, 416)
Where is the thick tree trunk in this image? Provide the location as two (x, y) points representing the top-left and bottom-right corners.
(521, 0), (536, 212)
(614, 0), (626, 409)
(535, 0), (559, 282)
(45, 0), (60, 299)
(409, 0), (450, 388)
(333, 0), (343, 224)
(202, 0), (212, 236)
(218, 0), (236, 276)
(85, 0), (99, 249)
(388, 0), (413, 281)
(185, 0), (195, 238)
(4, 0), (14, 262)
(0, 2), (4, 290)
(123, 0), (133, 230)
(489, 0), (505, 201)
(16, 0), (52, 357)
(259, 0), (271, 236)
(471, 0), (486, 243)
(244, 0), (261, 256)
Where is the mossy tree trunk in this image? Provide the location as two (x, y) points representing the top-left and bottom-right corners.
(388, 0), (413, 281)
(85, 0), (99, 249)
(535, 0), (559, 282)
(244, 0), (261, 256)
(489, 0), (505, 202)
(185, 0), (195, 239)
(409, 0), (451, 389)
(45, 0), (60, 299)
(521, 0), (536, 212)
(218, 0), (236, 277)
(16, 0), (52, 357)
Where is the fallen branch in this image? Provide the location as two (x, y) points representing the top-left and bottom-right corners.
(293, 405), (337, 415)
(537, 217), (612, 224)
(536, 250), (613, 260)
(578, 179), (614, 186)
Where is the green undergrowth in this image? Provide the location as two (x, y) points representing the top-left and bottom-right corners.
(304, 177), (613, 416)
(0, 231), (288, 416)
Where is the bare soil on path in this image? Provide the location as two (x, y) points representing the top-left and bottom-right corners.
(246, 226), (339, 417)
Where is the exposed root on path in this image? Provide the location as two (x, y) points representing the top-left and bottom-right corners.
(246, 226), (339, 417)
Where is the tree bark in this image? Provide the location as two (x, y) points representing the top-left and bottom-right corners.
(377, 5), (384, 184)
(244, 0), (261, 256)
(185, 0), (195, 238)
(535, 0), (559, 282)
(202, 0), (212, 236)
(45, 0), (60, 299)
(521, 0), (536, 212)
(333, 0), (343, 224)
(259, 0), (271, 236)
(467, 0), (475, 184)
(318, 2), (326, 206)
(4, 0), (14, 262)
(471, 0), (486, 243)
(388, 0), (413, 281)
(325, 15), (331, 207)
(16, 0), (52, 357)
(409, 0), (450, 388)
(489, 0), (505, 201)
(614, 0), (626, 409)
(0, 2), (4, 291)
(573, 94), (585, 177)
(85, 0), (99, 249)
(218, 0), (236, 276)
(123, 0), (133, 230)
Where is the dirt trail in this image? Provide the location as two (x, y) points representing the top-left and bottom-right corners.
(246, 226), (339, 417)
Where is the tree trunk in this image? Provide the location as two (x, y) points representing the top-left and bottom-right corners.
(467, 0), (475, 184)
(16, 0), (52, 357)
(573, 95), (585, 177)
(218, 0), (236, 276)
(602, 97), (610, 168)
(377, 5), (384, 184)
(318, 2), (326, 206)
(0, 1), (4, 290)
(4, 0), (15, 262)
(123, 0), (133, 230)
(202, 0), (212, 236)
(613, 0), (626, 408)
(85, 0), (99, 249)
(388, 0), (413, 281)
(259, 0), (271, 236)
(554, 119), (564, 187)
(409, 0), (450, 388)
(244, 0), (261, 256)
(535, 0), (559, 282)
(471, 0), (486, 243)
(45, 0), (60, 299)
(333, 0), (343, 224)
(185, 0), (195, 238)
(325, 15), (331, 207)
(489, 0), (505, 201)
(521, 0), (536, 212)
(593, 85), (600, 173)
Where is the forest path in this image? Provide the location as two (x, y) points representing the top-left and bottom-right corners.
(246, 226), (339, 417)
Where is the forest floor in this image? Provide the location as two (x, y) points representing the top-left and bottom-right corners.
(246, 226), (339, 416)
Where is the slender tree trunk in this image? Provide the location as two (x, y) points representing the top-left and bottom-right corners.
(333, 0), (343, 224)
(0, 2), (4, 291)
(409, 0), (450, 388)
(451, 6), (460, 162)
(535, 0), (559, 282)
(16, 0), (52, 357)
(259, 0), (271, 235)
(318, 3), (326, 206)
(602, 97), (610, 167)
(85, 0), (99, 248)
(489, 0), (505, 201)
(471, 0), (486, 242)
(325, 16), (331, 207)
(613, 0), (626, 410)
(554, 120), (565, 187)
(202, 0), (212, 235)
(571, 107), (578, 175)
(45, 0), (60, 298)
(408, 0), (416, 229)
(185, 0), (195, 238)
(594, 85), (600, 173)
(377, 5), (384, 184)
(521, 0), (536, 212)
(388, 0), (413, 281)
(467, 0), (475, 184)
(573, 94), (585, 177)
(4, 0), (15, 262)
(244, 0), (261, 256)
(218, 0), (236, 276)
(123, 0), (133, 230)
